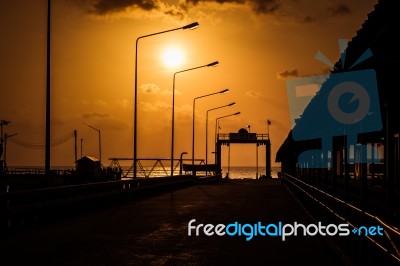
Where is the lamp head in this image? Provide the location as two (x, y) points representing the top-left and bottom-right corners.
(183, 22), (199, 30)
(207, 61), (219, 67)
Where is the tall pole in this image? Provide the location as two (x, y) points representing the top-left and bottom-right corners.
(214, 112), (240, 152)
(45, 0), (51, 175)
(171, 62), (219, 177)
(267, 119), (271, 136)
(98, 130), (101, 162)
(214, 112), (240, 163)
(180, 152), (187, 175)
(256, 143), (259, 179)
(171, 72), (177, 177)
(0, 121), (10, 166)
(134, 22), (199, 179)
(205, 102), (235, 175)
(191, 88), (227, 176)
(80, 138), (83, 158)
(74, 130), (77, 168)
(4, 133), (17, 163)
(83, 123), (101, 162)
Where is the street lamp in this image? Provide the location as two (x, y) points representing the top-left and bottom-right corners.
(134, 22), (199, 179)
(192, 88), (228, 175)
(215, 112), (241, 147)
(214, 112), (240, 164)
(179, 151), (188, 175)
(206, 102), (235, 174)
(83, 122), (101, 162)
(4, 133), (18, 164)
(80, 138), (83, 158)
(171, 61), (219, 177)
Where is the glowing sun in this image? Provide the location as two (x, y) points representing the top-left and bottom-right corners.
(162, 47), (184, 68)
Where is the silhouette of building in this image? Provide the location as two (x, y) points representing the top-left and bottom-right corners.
(276, 0), (399, 222)
(76, 156), (102, 178)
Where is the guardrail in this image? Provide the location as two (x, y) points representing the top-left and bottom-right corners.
(281, 172), (400, 265)
(0, 175), (221, 234)
(108, 158), (206, 178)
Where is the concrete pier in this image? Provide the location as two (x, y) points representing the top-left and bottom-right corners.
(0, 178), (345, 265)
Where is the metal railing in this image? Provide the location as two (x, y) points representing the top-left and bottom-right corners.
(217, 133), (269, 140)
(0, 174), (222, 233)
(281, 172), (400, 265)
(108, 158), (205, 178)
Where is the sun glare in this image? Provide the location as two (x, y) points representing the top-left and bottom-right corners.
(162, 47), (184, 68)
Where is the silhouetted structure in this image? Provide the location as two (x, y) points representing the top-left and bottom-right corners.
(216, 128), (271, 178)
(277, 0), (399, 217)
(76, 156), (102, 178)
(276, 0), (400, 264)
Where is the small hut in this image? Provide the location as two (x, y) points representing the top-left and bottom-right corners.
(76, 156), (102, 178)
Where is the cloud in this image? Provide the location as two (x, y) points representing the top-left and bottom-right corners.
(80, 0), (354, 23)
(85, 0), (186, 19)
(91, 0), (158, 15)
(140, 83), (161, 94)
(114, 99), (131, 109)
(250, 0), (281, 15)
(185, 0), (281, 15)
(82, 112), (110, 119)
(328, 3), (351, 16)
(84, 0), (282, 18)
(94, 100), (107, 106)
(140, 101), (170, 112)
(277, 69), (298, 79)
(245, 90), (261, 98)
(301, 15), (316, 23)
(99, 118), (129, 130)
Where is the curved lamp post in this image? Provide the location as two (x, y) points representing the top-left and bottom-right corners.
(179, 151), (188, 175)
(191, 88), (228, 175)
(206, 102), (235, 174)
(171, 61), (219, 176)
(134, 22), (199, 178)
(83, 122), (101, 162)
(215, 111), (241, 147)
(214, 112), (240, 164)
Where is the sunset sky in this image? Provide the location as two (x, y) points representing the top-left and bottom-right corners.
(0, 0), (378, 168)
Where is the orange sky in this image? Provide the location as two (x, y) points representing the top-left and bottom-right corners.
(0, 0), (378, 168)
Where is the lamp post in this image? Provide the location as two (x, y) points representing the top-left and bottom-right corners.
(4, 133), (17, 163)
(214, 112), (240, 167)
(83, 123), (101, 162)
(171, 61), (219, 177)
(179, 151), (188, 175)
(206, 102), (235, 174)
(215, 112), (241, 149)
(80, 138), (83, 158)
(192, 88), (228, 176)
(134, 22), (199, 179)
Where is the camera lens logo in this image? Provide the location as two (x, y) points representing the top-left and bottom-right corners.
(286, 39), (382, 168)
(327, 81), (370, 125)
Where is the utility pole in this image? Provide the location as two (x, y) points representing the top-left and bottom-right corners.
(83, 122), (102, 162)
(0, 120), (11, 174)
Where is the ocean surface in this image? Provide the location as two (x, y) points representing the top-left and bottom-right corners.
(7, 166), (281, 179)
(118, 166), (280, 179)
(221, 166), (280, 179)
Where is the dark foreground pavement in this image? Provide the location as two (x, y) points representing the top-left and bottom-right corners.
(0, 178), (346, 266)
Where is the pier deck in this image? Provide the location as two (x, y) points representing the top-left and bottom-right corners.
(0, 178), (345, 265)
